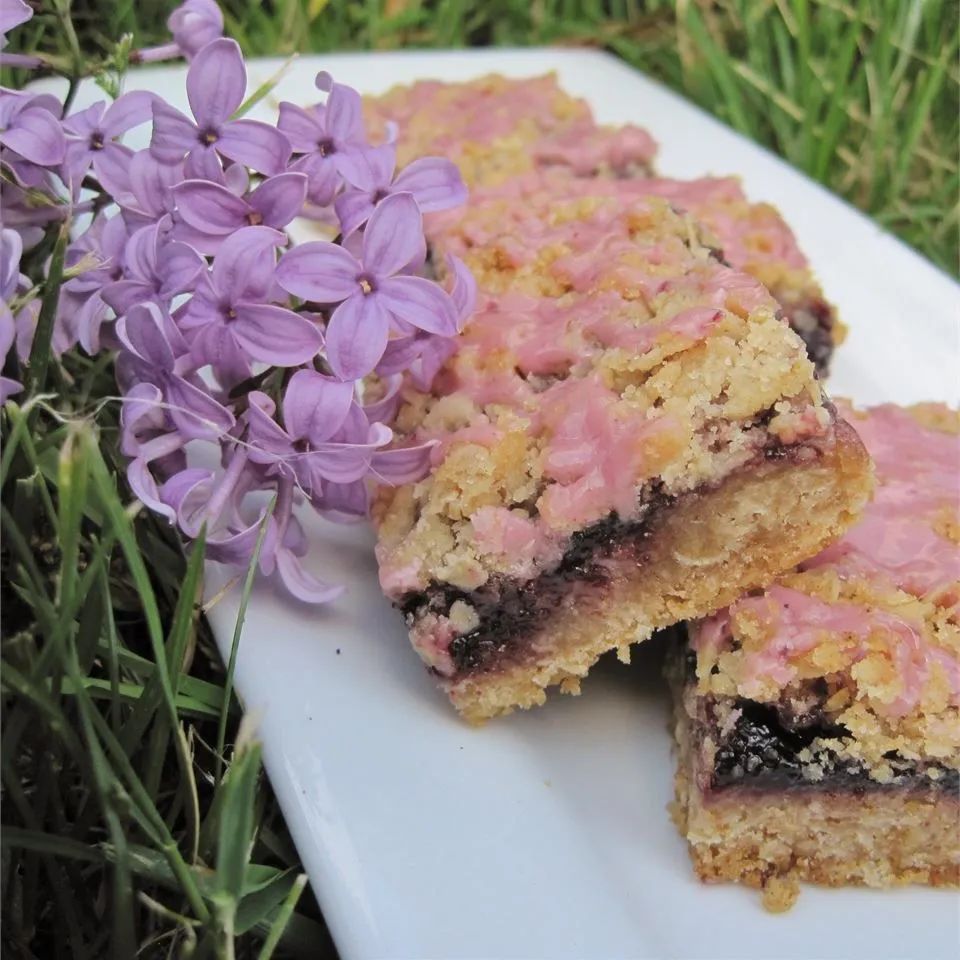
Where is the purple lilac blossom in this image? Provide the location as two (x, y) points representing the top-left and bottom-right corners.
(161, 455), (348, 603)
(334, 142), (467, 235)
(0, 312), (20, 402)
(275, 192), (457, 379)
(150, 38), (290, 175)
(0, 226), (22, 306)
(179, 225), (324, 379)
(168, 0), (224, 57)
(100, 221), (205, 316)
(0, 89), (66, 168)
(135, 0), (224, 63)
(61, 214), (129, 354)
(62, 93), (156, 197)
(0, 225), (65, 363)
(0, 178), (69, 250)
(4, 7), (475, 604)
(172, 171), (307, 253)
(112, 150), (185, 228)
(0, 0), (32, 37)
(117, 301), (234, 441)
(278, 72), (368, 206)
(0, 0), (41, 68)
(120, 381), (189, 520)
(0, 227), (24, 401)
(245, 371), (390, 495)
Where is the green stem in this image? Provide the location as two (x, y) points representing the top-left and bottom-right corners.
(52, 0), (84, 114)
(24, 221), (70, 398)
(62, 74), (80, 116)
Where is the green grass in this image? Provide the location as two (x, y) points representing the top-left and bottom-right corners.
(2, 2), (957, 958)
(41, 0), (958, 274)
(2, 363), (336, 957)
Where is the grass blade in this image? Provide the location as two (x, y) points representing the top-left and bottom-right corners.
(216, 497), (273, 782)
(255, 873), (309, 960)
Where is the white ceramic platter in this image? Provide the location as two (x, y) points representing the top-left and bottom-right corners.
(60, 48), (959, 959)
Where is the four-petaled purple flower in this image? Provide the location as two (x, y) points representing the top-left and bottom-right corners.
(61, 214), (130, 354)
(247, 370), (393, 498)
(101, 221), (205, 316)
(276, 192), (457, 380)
(62, 92), (157, 197)
(245, 370), (391, 497)
(180, 225), (324, 380)
(173, 171), (307, 254)
(134, 0), (224, 64)
(0, 89), (66, 168)
(117, 301), (234, 441)
(150, 38), (290, 175)
(113, 150), (185, 228)
(335, 142), (467, 235)
(278, 72), (367, 206)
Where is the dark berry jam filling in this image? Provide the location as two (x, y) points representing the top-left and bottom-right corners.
(703, 695), (958, 796)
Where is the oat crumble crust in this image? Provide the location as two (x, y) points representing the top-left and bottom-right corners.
(672, 404), (960, 905)
(372, 182), (871, 720)
(363, 73), (657, 183)
(365, 73), (843, 371)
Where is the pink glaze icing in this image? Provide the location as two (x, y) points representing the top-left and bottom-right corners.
(472, 506), (539, 555)
(429, 421), (504, 465)
(733, 586), (935, 716)
(368, 75), (658, 174)
(803, 404), (960, 598)
(376, 553), (424, 595)
(469, 507), (559, 578)
(536, 376), (679, 529)
(531, 124), (658, 176)
(430, 169), (810, 285)
(694, 405), (960, 714)
(374, 79), (831, 598)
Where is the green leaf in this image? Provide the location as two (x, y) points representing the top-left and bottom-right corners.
(56, 424), (90, 622)
(214, 740), (263, 904)
(59, 676), (222, 718)
(1, 826), (103, 864)
(235, 867), (301, 934)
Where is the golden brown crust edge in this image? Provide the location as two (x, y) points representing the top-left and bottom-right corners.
(670, 685), (960, 913)
(450, 417), (873, 723)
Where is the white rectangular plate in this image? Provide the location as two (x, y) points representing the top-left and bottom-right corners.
(67, 47), (960, 960)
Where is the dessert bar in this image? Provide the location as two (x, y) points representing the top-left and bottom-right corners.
(374, 188), (872, 722)
(364, 73), (657, 184)
(366, 74), (841, 374)
(670, 403), (959, 908)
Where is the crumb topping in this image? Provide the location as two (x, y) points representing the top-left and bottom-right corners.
(374, 186), (832, 598)
(365, 74), (840, 353)
(363, 73), (656, 183)
(692, 403), (960, 775)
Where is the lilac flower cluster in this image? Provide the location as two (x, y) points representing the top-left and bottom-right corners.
(0, 4), (473, 601)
